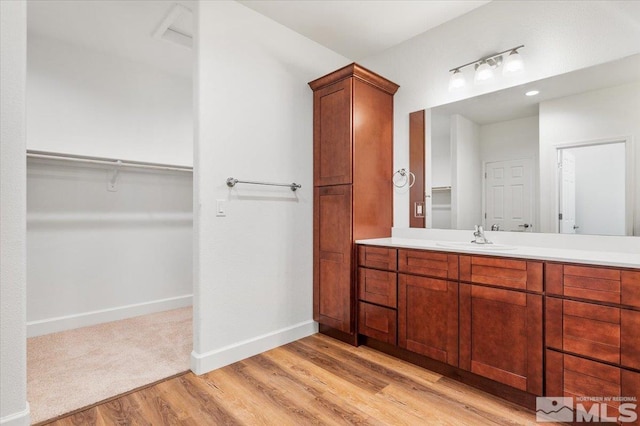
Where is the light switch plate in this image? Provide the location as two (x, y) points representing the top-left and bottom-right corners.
(216, 199), (226, 217)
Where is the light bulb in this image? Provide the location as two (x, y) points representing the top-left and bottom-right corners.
(448, 69), (466, 91)
(474, 61), (493, 83)
(503, 49), (524, 75)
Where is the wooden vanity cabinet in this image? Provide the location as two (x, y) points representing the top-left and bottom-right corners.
(545, 261), (640, 423)
(546, 297), (640, 369)
(310, 64), (399, 340)
(314, 185), (353, 332)
(398, 273), (458, 366)
(459, 255), (543, 395)
(357, 246), (398, 345)
(397, 249), (459, 366)
(546, 350), (640, 425)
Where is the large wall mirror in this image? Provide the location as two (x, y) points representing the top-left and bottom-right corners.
(411, 54), (639, 236)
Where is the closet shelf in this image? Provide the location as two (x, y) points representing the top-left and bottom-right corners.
(27, 212), (193, 224)
(432, 204), (452, 210)
(27, 150), (193, 173)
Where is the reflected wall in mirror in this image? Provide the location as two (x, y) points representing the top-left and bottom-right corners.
(412, 54), (639, 236)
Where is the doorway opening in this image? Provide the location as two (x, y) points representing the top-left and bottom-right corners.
(556, 139), (632, 236)
(25, 1), (195, 422)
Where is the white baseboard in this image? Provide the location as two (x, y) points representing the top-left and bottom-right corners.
(0, 403), (30, 426)
(190, 320), (318, 375)
(27, 294), (193, 337)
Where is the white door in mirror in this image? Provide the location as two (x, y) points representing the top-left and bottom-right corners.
(485, 158), (533, 232)
(559, 150), (576, 234)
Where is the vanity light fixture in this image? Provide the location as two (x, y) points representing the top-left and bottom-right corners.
(503, 48), (524, 75)
(448, 69), (466, 90)
(449, 45), (524, 91)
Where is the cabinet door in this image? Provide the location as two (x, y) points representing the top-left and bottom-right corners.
(398, 274), (458, 366)
(314, 185), (353, 333)
(313, 79), (352, 186)
(460, 284), (543, 395)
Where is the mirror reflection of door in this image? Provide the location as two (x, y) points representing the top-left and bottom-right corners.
(485, 159), (534, 232)
(557, 141), (626, 235)
(558, 150), (577, 234)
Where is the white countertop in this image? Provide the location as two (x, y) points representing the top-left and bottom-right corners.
(356, 237), (640, 269)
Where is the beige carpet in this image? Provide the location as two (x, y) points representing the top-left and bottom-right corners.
(27, 306), (192, 424)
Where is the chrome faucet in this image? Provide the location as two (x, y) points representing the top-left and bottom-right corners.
(472, 225), (492, 244)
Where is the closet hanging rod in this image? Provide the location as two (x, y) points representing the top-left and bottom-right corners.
(226, 177), (301, 192)
(26, 150), (193, 172)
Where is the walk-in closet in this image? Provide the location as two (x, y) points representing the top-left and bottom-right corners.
(25, 1), (194, 422)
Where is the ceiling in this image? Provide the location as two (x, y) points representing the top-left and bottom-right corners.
(27, 0), (490, 77)
(27, 0), (195, 78)
(238, 0), (491, 60)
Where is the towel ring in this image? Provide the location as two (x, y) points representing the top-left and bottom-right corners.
(393, 168), (415, 188)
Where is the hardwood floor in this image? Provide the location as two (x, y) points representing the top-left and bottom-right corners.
(44, 334), (537, 425)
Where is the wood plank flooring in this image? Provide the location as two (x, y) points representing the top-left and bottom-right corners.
(44, 334), (537, 425)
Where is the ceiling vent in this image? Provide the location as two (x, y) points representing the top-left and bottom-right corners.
(152, 3), (193, 49)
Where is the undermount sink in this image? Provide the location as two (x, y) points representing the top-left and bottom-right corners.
(435, 241), (517, 251)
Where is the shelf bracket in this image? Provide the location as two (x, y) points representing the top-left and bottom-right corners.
(107, 160), (122, 192)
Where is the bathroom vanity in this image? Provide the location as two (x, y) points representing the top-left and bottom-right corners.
(355, 238), (640, 416)
(309, 62), (640, 420)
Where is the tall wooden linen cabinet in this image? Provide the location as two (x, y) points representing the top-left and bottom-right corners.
(309, 64), (399, 343)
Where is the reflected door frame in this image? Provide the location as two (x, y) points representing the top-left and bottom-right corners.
(554, 136), (634, 236)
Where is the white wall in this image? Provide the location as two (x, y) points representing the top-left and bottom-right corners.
(1, 0), (30, 424)
(27, 35), (193, 166)
(192, 0), (349, 373)
(26, 160), (193, 337)
(480, 115), (539, 165)
(539, 82), (640, 234)
(430, 112), (453, 229)
(451, 114), (481, 230)
(431, 113), (452, 187)
(359, 0), (640, 230)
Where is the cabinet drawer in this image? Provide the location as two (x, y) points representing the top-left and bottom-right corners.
(546, 351), (640, 423)
(358, 302), (396, 345)
(546, 298), (640, 370)
(546, 263), (640, 308)
(358, 267), (396, 308)
(358, 245), (397, 271)
(398, 249), (458, 280)
(459, 255), (542, 292)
